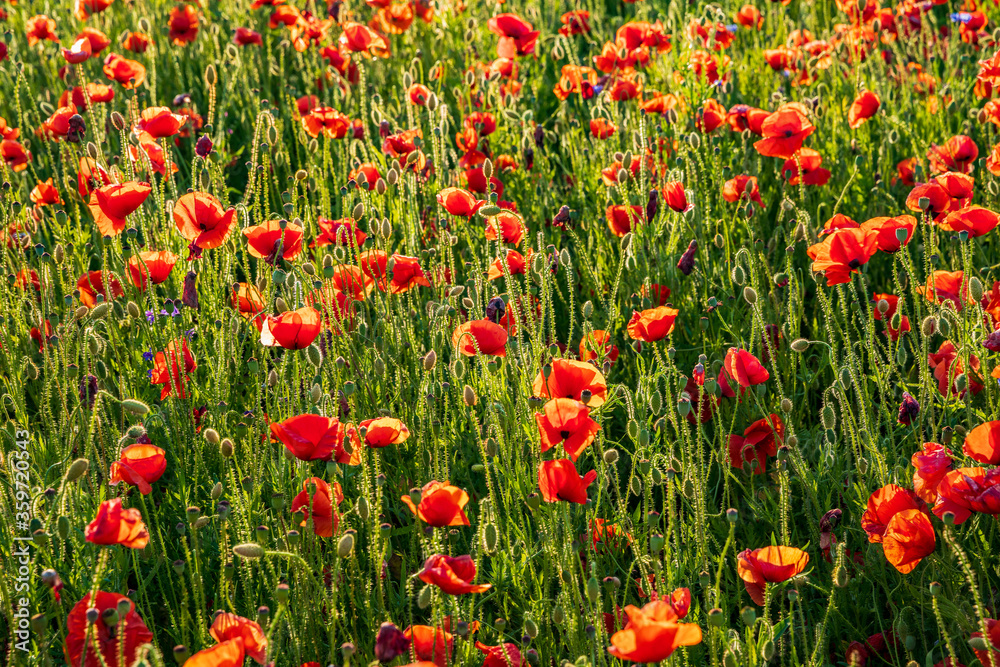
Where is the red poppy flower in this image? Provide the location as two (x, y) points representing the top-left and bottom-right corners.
(122, 31), (152, 53)
(452, 320), (508, 357)
(728, 414), (784, 474)
(126, 250), (177, 289)
(1, 139), (31, 172)
(135, 107), (185, 138)
(662, 181), (691, 213)
(911, 442), (954, 504)
(754, 106), (815, 158)
(358, 250), (430, 293)
(436, 187), (482, 217)
(63, 37), (93, 64)
(85, 498), (149, 549)
(870, 293), (910, 340)
(918, 270), (970, 310)
(934, 467), (1000, 524)
(970, 621), (1000, 666)
(483, 210), (525, 246)
(374, 3), (414, 35)
(109, 444), (167, 495)
(42, 105), (79, 140)
(103, 53), (146, 88)
(807, 227), (879, 286)
(579, 330), (619, 365)
(590, 118), (616, 139)
(722, 175), (763, 206)
(169, 4), (200, 45)
(487, 13), (539, 58)
(261, 307), (322, 349)
(27, 15), (59, 47)
(151, 338), (197, 399)
(29, 178), (61, 207)
(476, 642), (522, 667)
(535, 398), (601, 461)
(185, 639), (246, 667)
(927, 340), (983, 398)
(244, 219), (304, 260)
(606, 204), (643, 237)
(735, 4), (763, 29)
(406, 626), (454, 667)
(737, 546), (809, 604)
(64, 592), (152, 667)
(61, 83), (115, 110)
(881, 508), (935, 573)
(939, 206), (1000, 238)
(484, 248), (526, 282)
(627, 306), (679, 342)
(538, 458), (597, 504)
(859, 215), (916, 253)
(270, 414), (360, 464)
(234, 27), (263, 46)
(338, 22), (389, 54)
(928, 135), (978, 175)
(356, 417), (408, 448)
(210, 614), (267, 664)
(782, 148), (831, 186)
(302, 107), (351, 139)
(861, 484), (927, 543)
(607, 599), (703, 662)
(291, 477), (344, 537)
(77, 270), (124, 308)
(173, 192), (236, 249)
(848, 90), (880, 128)
(533, 358), (607, 407)
(313, 217), (366, 248)
(963, 421), (1000, 464)
(418, 554), (491, 594)
(232, 283), (265, 322)
(723, 348), (769, 387)
(86, 181), (151, 238)
(402, 481), (471, 527)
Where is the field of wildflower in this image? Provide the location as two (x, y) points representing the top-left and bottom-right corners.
(6, 0), (1000, 665)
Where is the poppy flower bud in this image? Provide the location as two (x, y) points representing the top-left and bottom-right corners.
(417, 585), (433, 609)
(463, 384), (477, 406)
(552, 606), (565, 624)
(920, 316), (937, 337)
(603, 448), (619, 464)
(937, 315), (951, 337)
(723, 652), (738, 667)
(731, 266), (745, 285)
(205, 64), (217, 86)
(620, 232), (633, 251)
(337, 531), (355, 558)
(267, 370), (278, 387)
(484, 523), (499, 553)
(110, 111), (126, 131)
(65, 458), (90, 482)
(219, 438), (234, 457)
(761, 640), (776, 661)
(970, 276), (985, 302)
(423, 349), (437, 371)
(743, 287), (757, 305)
(233, 543), (265, 559)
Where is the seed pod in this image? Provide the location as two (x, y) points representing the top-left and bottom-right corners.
(707, 608), (725, 627)
(337, 532), (355, 558)
(233, 543), (265, 559)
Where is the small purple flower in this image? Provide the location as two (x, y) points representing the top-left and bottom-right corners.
(172, 92), (192, 107)
(145, 310), (156, 324)
(142, 351), (154, 362)
(182, 270), (199, 309)
(374, 622), (409, 663)
(66, 115), (86, 144)
(79, 374), (98, 409)
(195, 135), (213, 158)
(983, 329), (1000, 352)
(897, 392), (920, 425)
(646, 188), (659, 223)
(677, 239), (697, 276)
(486, 296), (506, 324)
